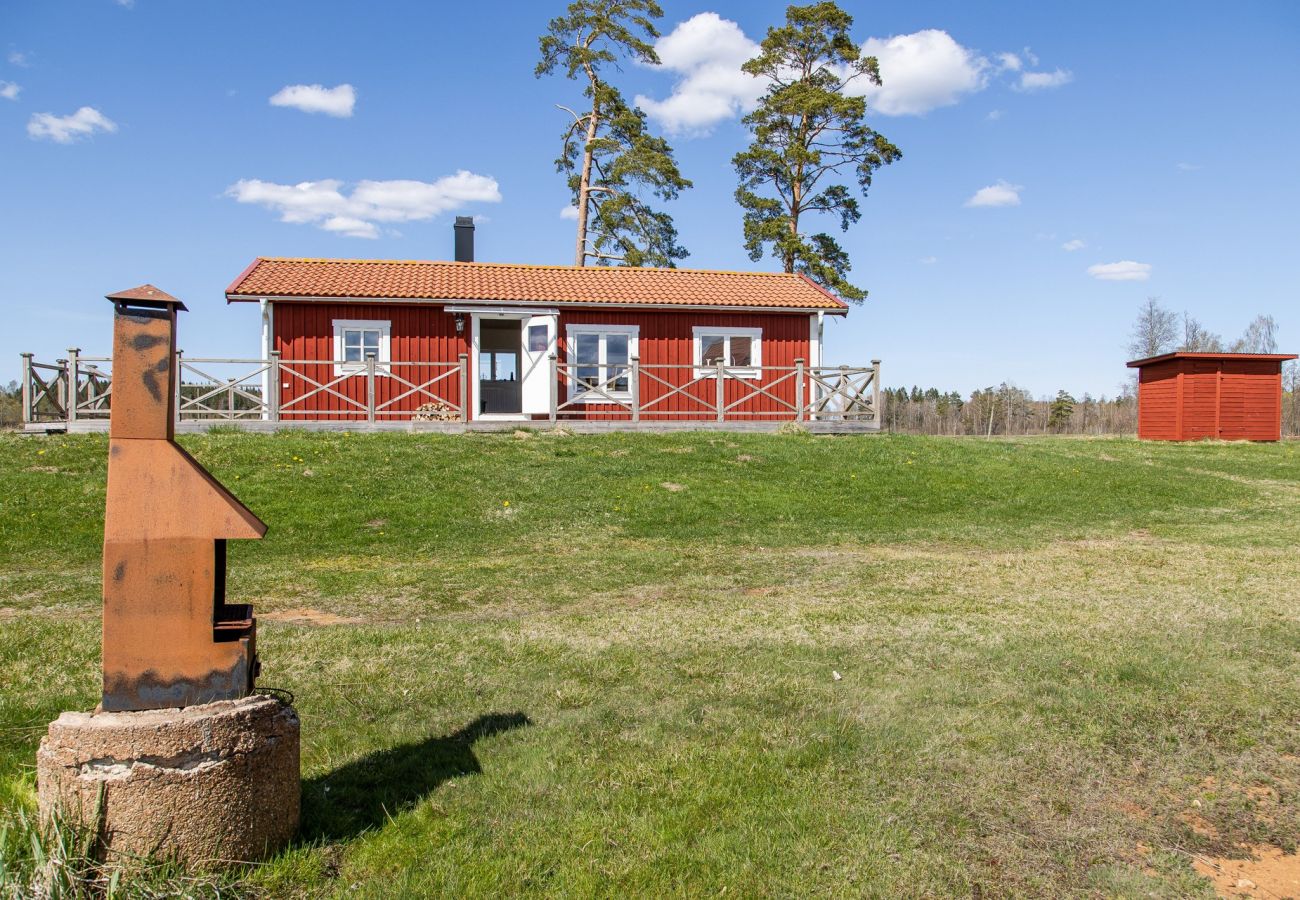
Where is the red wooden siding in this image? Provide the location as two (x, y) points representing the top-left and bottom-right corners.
(1136, 355), (1288, 441)
(555, 309), (812, 421)
(273, 302), (468, 421)
(272, 302), (815, 422)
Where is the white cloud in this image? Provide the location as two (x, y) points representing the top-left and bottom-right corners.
(634, 13), (763, 135)
(918, 255), (938, 265)
(964, 180), (1022, 208)
(0, 81), (19, 100)
(8, 51), (30, 67)
(1087, 260), (1151, 281)
(851, 30), (989, 116)
(1176, 162), (1202, 172)
(115, 0), (135, 7)
(986, 108), (1003, 121)
(225, 171), (502, 238)
(1017, 68), (1072, 91)
(27, 107), (117, 143)
(559, 205), (579, 220)
(269, 83), (356, 118)
(636, 17), (1068, 132)
(1061, 238), (1086, 251)
(320, 216), (378, 239)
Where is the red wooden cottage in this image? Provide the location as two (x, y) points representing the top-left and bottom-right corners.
(1126, 351), (1296, 441)
(224, 219), (872, 425)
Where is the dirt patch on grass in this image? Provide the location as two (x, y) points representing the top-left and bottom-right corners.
(659, 482), (686, 492)
(260, 607), (367, 626)
(1193, 844), (1300, 897)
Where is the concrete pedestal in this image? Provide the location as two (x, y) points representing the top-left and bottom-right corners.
(37, 695), (299, 866)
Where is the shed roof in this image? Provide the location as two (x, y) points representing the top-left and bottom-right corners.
(1126, 351), (1296, 368)
(225, 257), (850, 313)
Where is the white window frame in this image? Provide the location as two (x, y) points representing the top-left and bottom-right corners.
(332, 319), (392, 376)
(693, 326), (762, 379)
(565, 323), (639, 403)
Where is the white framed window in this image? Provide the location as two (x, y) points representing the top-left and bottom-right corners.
(693, 326), (762, 378)
(566, 324), (639, 402)
(332, 319), (392, 376)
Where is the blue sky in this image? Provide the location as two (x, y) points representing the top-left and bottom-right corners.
(2, 0), (1297, 396)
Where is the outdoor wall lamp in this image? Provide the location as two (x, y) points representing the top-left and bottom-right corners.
(454, 313), (465, 334)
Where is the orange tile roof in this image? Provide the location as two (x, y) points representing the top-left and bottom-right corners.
(225, 258), (850, 313)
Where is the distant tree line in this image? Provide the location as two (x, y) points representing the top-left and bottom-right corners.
(0, 381), (21, 429)
(882, 384), (1136, 436)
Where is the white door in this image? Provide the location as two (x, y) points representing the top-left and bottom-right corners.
(520, 314), (557, 415)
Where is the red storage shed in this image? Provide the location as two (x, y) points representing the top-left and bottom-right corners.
(1126, 352), (1296, 441)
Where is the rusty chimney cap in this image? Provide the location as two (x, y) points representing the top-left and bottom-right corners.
(105, 284), (189, 312)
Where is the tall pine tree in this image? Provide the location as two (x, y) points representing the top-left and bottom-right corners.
(537, 0), (692, 267)
(733, 2), (900, 301)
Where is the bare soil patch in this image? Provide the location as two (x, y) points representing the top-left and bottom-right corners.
(260, 607), (367, 626)
(1194, 844), (1300, 898)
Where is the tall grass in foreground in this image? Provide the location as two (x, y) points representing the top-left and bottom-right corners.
(0, 801), (245, 900)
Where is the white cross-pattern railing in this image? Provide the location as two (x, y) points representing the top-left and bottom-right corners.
(20, 350), (878, 427)
(550, 357), (880, 424)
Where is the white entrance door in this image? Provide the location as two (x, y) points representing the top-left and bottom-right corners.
(520, 314), (557, 416)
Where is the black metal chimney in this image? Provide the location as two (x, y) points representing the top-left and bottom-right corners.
(454, 216), (475, 262)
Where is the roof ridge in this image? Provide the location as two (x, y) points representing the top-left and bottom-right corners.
(256, 257), (803, 279)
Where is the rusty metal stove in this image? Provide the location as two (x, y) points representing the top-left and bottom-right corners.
(101, 284), (267, 712)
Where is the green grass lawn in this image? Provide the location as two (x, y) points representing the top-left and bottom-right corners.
(2, 431), (1298, 897)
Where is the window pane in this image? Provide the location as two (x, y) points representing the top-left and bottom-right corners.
(495, 353), (517, 381)
(700, 335), (726, 366)
(362, 330), (380, 351)
(605, 334), (629, 364)
(730, 335), (752, 367)
(576, 366), (599, 390)
(344, 343), (361, 363)
(575, 333), (599, 365)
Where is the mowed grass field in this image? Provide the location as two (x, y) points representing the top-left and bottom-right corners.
(1, 431), (1298, 897)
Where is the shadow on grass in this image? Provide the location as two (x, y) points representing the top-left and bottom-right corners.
(301, 712), (532, 841)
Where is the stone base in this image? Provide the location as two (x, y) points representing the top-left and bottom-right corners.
(37, 695), (299, 866)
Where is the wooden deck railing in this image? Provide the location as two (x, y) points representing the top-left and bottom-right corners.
(20, 350), (879, 427)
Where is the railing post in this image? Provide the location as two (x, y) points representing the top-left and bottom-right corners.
(226, 378), (237, 420)
(795, 357), (806, 423)
(871, 359), (882, 424)
(268, 351), (281, 423)
(715, 360), (725, 423)
(458, 353), (469, 423)
(548, 353), (558, 424)
(629, 356), (640, 425)
(174, 350), (183, 425)
(66, 348), (80, 424)
(365, 354), (377, 425)
(20, 353), (33, 425)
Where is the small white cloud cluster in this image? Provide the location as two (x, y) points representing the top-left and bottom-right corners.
(1017, 68), (1072, 91)
(226, 171), (503, 239)
(1087, 260), (1151, 281)
(635, 16), (1073, 134)
(27, 106), (117, 143)
(964, 180), (1022, 208)
(559, 205), (579, 220)
(1061, 238), (1086, 251)
(0, 81), (19, 100)
(269, 83), (356, 118)
(997, 48), (1073, 92)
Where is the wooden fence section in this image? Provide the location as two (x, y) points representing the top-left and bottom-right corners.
(20, 351), (879, 429)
